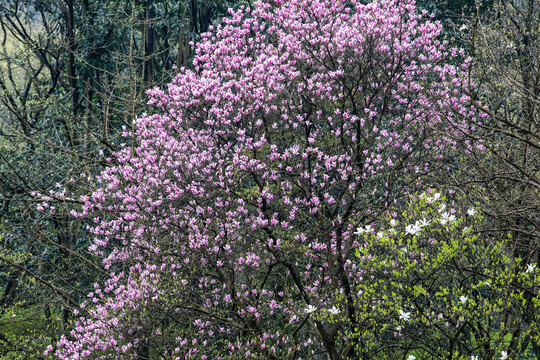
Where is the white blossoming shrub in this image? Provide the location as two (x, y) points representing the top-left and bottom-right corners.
(346, 192), (540, 359)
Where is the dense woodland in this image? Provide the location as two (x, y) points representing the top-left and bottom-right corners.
(0, 0), (538, 359)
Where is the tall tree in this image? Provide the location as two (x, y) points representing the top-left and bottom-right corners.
(52, 0), (487, 358)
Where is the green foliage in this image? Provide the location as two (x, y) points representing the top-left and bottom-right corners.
(343, 193), (540, 359)
(0, 305), (63, 359)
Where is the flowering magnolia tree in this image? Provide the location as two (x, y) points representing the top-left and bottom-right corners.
(50, 0), (488, 358)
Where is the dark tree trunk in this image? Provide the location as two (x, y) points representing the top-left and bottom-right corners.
(143, 0), (156, 85)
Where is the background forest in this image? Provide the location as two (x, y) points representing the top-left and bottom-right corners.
(0, 0), (538, 359)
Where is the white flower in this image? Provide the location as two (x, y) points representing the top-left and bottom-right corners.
(426, 192), (441, 204)
(438, 204), (447, 213)
(459, 24), (468, 31)
(399, 309), (411, 321)
(355, 224), (372, 235)
(526, 263), (536, 273)
(304, 305), (317, 314)
(395, 326), (402, 331)
(460, 296), (468, 304)
(407, 356), (416, 360)
(471, 356), (478, 360)
(376, 231), (384, 239)
(328, 306), (340, 315)
(390, 219), (397, 227)
(405, 223), (422, 235)
(500, 351), (508, 360)
(440, 212), (456, 225)
(419, 218), (431, 227)
(357, 289), (363, 296)
(467, 208), (476, 216)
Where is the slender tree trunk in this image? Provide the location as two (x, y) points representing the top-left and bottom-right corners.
(177, 8), (188, 69)
(143, 0), (156, 85)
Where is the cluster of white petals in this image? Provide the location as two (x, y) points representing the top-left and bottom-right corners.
(425, 192), (441, 203)
(355, 224), (373, 235)
(328, 306), (340, 315)
(399, 309), (411, 321)
(440, 211), (456, 225)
